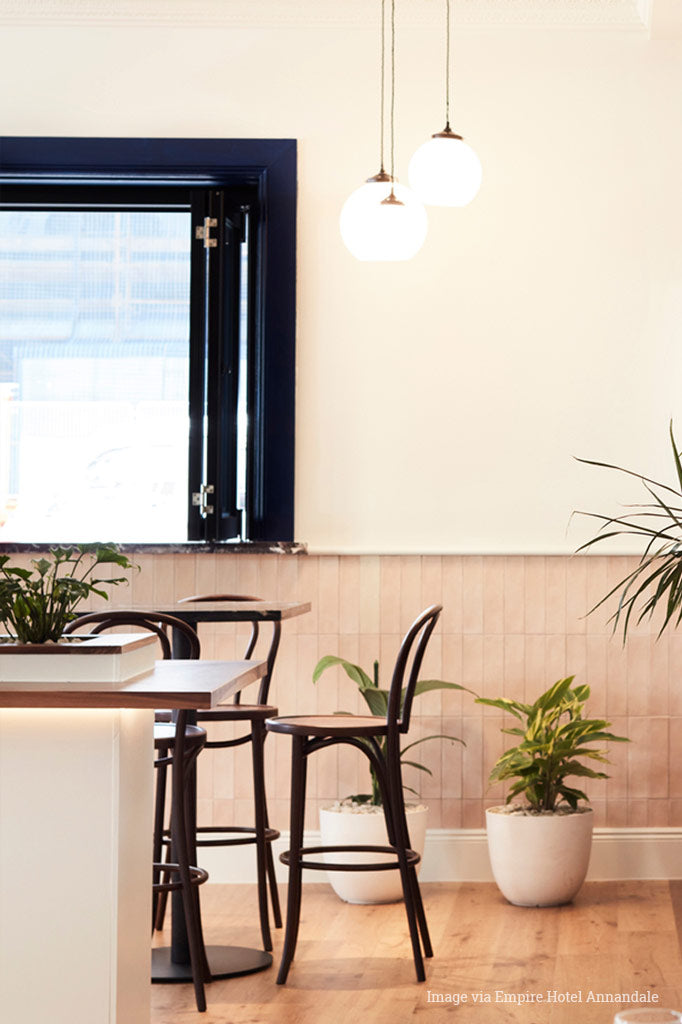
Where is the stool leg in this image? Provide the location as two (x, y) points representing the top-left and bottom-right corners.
(277, 733), (307, 985)
(251, 720), (273, 952)
(396, 852), (425, 981)
(153, 840), (171, 931)
(264, 807), (282, 929)
(386, 740), (425, 983)
(370, 742), (430, 957)
(409, 864), (433, 958)
(397, 783), (432, 959)
(172, 716), (209, 1012)
(152, 758), (168, 930)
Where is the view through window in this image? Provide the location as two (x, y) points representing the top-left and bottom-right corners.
(0, 208), (191, 542)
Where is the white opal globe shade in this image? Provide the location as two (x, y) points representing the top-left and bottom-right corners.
(339, 179), (428, 261)
(408, 135), (482, 207)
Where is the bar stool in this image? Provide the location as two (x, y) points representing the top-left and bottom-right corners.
(265, 604), (443, 985)
(64, 610), (211, 1012)
(156, 594), (282, 952)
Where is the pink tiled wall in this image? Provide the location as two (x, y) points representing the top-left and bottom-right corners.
(33, 550), (682, 833)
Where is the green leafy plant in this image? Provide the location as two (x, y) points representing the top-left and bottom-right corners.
(0, 544), (137, 644)
(476, 677), (629, 812)
(313, 655), (467, 806)
(575, 422), (682, 640)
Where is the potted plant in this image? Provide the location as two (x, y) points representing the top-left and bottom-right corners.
(575, 422), (682, 639)
(477, 676), (629, 907)
(0, 543), (144, 682)
(313, 653), (466, 904)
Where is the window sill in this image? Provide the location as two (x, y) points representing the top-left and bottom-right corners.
(0, 541), (308, 556)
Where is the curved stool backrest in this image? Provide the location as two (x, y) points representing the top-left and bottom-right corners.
(64, 609), (201, 660)
(176, 593), (279, 705)
(387, 604), (442, 736)
(177, 593), (260, 657)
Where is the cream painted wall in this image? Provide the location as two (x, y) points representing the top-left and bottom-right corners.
(1, 6), (681, 553)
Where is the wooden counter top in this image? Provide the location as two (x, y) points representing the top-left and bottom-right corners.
(0, 659), (267, 709)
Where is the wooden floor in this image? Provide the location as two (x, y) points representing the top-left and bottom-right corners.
(151, 881), (682, 1023)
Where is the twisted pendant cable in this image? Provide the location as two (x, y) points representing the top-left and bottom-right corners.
(379, 0), (385, 173)
(390, 0), (396, 183)
(445, 0), (451, 130)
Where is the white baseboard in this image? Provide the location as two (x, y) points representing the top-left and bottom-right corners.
(198, 827), (682, 885)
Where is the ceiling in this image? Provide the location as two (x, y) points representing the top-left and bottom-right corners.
(0, 0), (679, 36)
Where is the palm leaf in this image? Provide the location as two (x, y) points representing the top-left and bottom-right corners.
(575, 427), (682, 641)
(669, 421), (682, 492)
(574, 454), (682, 501)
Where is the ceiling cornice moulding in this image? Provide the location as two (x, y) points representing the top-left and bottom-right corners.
(0, 0), (646, 30)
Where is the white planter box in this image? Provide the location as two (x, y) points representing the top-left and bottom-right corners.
(0, 634), (157, 686)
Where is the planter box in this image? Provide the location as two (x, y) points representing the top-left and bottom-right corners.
(0, 634), (157, 686)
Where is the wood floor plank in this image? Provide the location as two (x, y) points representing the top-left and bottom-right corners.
(150, 882), (682, 1024)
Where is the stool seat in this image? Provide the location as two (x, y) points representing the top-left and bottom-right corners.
(154, 723), (206, 747)
(200, 703), (278, 725)
(266, 714), (386, 738)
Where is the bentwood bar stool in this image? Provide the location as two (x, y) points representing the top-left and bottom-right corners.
(65, 610), (211, 1012)
(155, 593), (282, 952)
(266, 604), (442, 985)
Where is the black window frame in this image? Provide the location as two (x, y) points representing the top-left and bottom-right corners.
(0, 136), (297, 546)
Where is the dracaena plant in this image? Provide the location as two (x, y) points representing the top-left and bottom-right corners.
(476, 677), (629, 812)
(0, 544), (136, 644)
(575, 422), (682, 640)
(313, 655), (467, 806)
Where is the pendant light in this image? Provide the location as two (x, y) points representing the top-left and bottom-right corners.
(408, 0), (482, 207)
(340, 0), (427, 262)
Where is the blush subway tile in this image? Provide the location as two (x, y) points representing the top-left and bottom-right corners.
(96, 550), (682, 830)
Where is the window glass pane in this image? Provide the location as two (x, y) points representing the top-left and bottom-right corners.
(0, 209), (191, 542)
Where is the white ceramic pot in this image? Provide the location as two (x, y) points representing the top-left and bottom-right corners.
(319, 802), (428, 904)
(485, 806), (594, 907)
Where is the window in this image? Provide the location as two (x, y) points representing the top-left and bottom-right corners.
(0, 137), (296, 546)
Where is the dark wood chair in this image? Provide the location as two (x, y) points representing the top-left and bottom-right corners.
(265, 604), (443, 985)
(156, 594), (282, 953)
(64, 610), (211, 1012)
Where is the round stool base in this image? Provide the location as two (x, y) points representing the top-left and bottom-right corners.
(152, 944), (273, 982)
